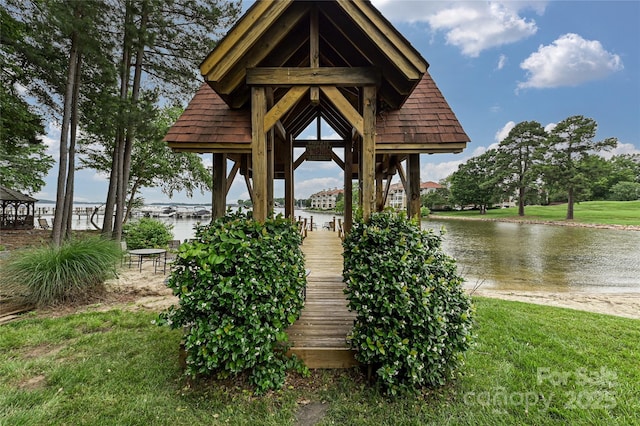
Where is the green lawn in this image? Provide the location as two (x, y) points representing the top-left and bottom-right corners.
(1, 299), (638, 425)
(431, 200), (640, 226)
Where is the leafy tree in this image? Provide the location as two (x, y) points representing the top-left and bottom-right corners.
(0, 6), (54, 193)
(0, 86), (53, 193)
(81, 104), (212, 221)
(542, 116), (617, 219)
(5, 0), (116, 244)
(101, 0), (241, 241)
(495, 121), (546, 216)
(610, 154), (640, 184)
(421, 186), (451, 211)
(609, 181), (640, 201)
(449, 150), (502, 214)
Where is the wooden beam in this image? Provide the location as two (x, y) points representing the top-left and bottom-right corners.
(246, 67), (380, 86)
(330, 150), (345, 170)
(335, 1), (424, 80)
(397, 160), (407, 191)
(293, 140), (345, 148)
(212, 153), (227, 219)
(375, 142), (468, 153)
(310, 6), (320, 104)
(407, 154), (421, 222)
(361, 86), (376, 220)
(264, 86), (309, 132)
(351, 1), (428, 72)
(251, 87), (268, 222)
(293, 151), (307, 170)
(201, 1), (290, 81)
(320, 86), (363, 136)
(344, 137), (353, 234)
(284, 134), (294, 218)
(274, 120), (287, 142)
(168, 143), (251, 153)
(226, 160), (239, 196)
(375, 173), (384, 212)
(382, 176), (392, 211)
(267, 89), (275, 216)
(211, 3), (309, 94)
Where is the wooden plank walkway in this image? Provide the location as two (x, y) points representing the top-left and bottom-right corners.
(287, 229), (358, 368)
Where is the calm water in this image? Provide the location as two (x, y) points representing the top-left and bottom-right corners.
(54, 204), (640, 293)
(423, 218), (640, 293)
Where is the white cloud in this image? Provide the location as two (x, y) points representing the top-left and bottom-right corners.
(497, 54), (508, 70)
(420, 145), (498, 182)
(518, 33), (624, 89)
(421, 158), (466, 182)
(42, 122), (61, 158)
(600, 142), (640, 159)
(495, 121), (516, 142)
(372, 1), (543, 57)
(92, 171), (110, 182)
(294, 177), (343, 199)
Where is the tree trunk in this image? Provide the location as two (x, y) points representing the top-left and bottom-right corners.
(566, 186), (574, 220)
(124, 180), (142, 224)
(63, 53), (82, 240)
(518, 186), (525, 216)
(113, 1), (148, 241)
(52, 31), (80, 247)
(104, 1), (132, 239)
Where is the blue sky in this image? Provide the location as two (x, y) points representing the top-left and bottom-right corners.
(35, 0), (640, 204)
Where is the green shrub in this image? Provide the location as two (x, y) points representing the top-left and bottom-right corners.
(343, 211), (474, 395)
(158, 210), (308, 393)
(0, 237), (121, 306)
(122, 217), (173, 249)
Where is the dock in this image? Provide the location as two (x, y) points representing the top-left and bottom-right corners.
(287, 229), (358, 368)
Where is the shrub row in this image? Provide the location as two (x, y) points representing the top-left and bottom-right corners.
(158, 211), (307, 393)
(343, 211), (474, 395)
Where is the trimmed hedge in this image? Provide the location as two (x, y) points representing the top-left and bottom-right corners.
(158, 211), (307, 393)
(343, 211), (474, 395)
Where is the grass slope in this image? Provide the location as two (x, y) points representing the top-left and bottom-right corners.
(1, 299), (638, 425)
(431, 200), (640, 226)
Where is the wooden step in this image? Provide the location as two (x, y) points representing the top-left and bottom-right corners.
(288, 347), (359, 369)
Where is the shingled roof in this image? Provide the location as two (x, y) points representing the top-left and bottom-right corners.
(166, 0), (469, 156)
(376, 70), (469, 153)
(165, 83), (252, 153)
(0, 185), (38, 202)
(166, 71), (469, 154)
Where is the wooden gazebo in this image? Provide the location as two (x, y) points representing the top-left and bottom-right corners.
(0, 186), (37, 230)
(165, 0), (469, 231)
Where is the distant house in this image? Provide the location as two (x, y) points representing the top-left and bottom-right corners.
(310, 188), (344, 210)
(0, 186), (38, 230)
(386, 181), (443, 210)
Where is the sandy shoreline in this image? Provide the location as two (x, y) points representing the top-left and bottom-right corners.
(468, 289), (640, 320)
(96, 264), (640, 321)
(430, 214), (640, 232)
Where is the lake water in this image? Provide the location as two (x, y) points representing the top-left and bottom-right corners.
(48, 204), (640, 293)
(424, 218), (640, 294)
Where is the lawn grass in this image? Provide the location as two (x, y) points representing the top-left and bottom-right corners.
(1, 299), (638, 425)
(431, 200), (640, 226)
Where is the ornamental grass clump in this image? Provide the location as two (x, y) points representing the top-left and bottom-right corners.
(0, 237), (121, 307)
(343, 211), (474, 395)
(158, 210), (308, 393)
